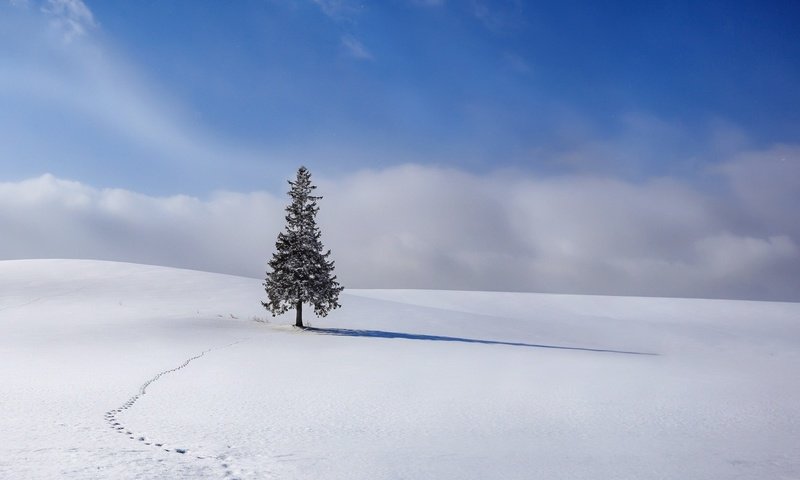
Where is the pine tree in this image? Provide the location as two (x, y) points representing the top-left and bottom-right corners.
(263, 166), (343, 328)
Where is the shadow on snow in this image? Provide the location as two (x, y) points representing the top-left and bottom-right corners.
(306, 328), (658, 356)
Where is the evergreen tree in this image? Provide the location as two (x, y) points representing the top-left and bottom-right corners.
(263, 166), (343, 328)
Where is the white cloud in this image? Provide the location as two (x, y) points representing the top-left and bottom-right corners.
(41, 0), (96, 41)
(716, 145), (800, 238)
(2, 154), (798, 302)
(0, 174), (285, 277)
(341, 34), (373, 61)
(312, 0), (361, 20)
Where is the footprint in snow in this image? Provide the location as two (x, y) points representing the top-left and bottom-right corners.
(104, 340), (246, 474)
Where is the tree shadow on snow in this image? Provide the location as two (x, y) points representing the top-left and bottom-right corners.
(306, 328), (658, 356)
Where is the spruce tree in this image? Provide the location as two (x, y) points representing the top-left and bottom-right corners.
(263, 166), (343, 328)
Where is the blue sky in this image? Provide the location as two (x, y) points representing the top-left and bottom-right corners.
(1, 0), (799, 300)
(3, 0), (799, 193)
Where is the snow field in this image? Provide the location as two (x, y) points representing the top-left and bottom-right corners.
(1, 259), (798, 479)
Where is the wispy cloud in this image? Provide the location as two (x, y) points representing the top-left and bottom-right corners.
(503, 52), (531, 74)
(341, 34), (373, 60)
(0, 0), (272, 191)
(40, 0), (95, 41)
(312, 0), (361, 21)
(470, 0), (524, 32)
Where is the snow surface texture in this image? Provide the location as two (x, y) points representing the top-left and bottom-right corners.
(0, 259), (798, 479)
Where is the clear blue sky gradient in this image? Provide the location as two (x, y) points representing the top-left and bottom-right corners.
(2, 0), (799, 193)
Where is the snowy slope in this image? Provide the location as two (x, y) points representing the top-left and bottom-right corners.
(0, 259), (798, 479)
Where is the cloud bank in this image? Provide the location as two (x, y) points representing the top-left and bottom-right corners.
(1, 150), (797, 302)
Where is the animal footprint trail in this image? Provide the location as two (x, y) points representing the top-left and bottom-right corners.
(105, 339), (247, 479)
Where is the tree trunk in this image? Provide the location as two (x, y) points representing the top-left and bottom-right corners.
(295, 301), (304, 328)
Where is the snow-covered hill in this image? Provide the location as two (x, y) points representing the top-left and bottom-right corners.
(0, 259), (798, 479)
